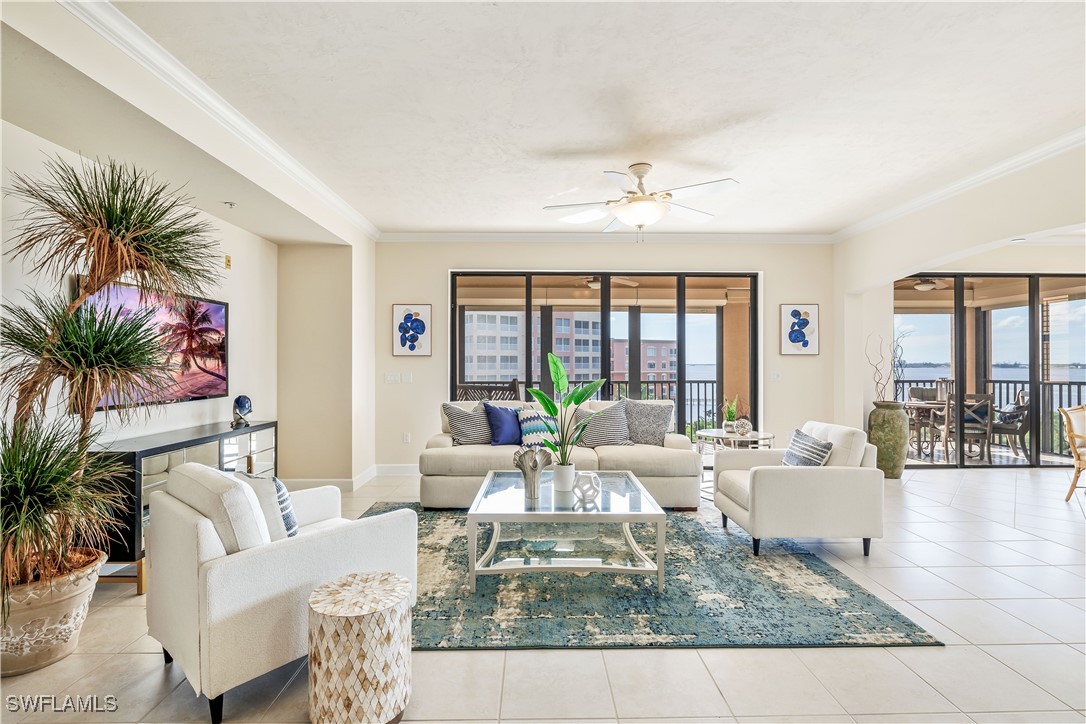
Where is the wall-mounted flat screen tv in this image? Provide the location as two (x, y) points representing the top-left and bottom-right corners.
(83, 281), (229, 409)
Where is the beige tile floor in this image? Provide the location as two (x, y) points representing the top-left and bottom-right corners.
(3, 468), (1084, 724)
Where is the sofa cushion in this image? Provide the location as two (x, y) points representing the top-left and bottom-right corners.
(716, 470), (751, 510)
(517, 408), (555, 449)
(782, 429), (834, 467)
(587, 399), (676, 433)
(623, 399), (674, 446)
(594, 443), (702, 478)
(483, 402), (522, 445)
(420, 443), (599, 477)
(576, 400), (633, 448)
(442, 402), (492, 445)
(441, 400), (528, 434)
(800, 421), (867, 467)
(165, 463), (271, 554)
(236, 472), (299, 541)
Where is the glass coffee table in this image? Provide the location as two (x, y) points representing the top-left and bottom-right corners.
(467, 470), (666, 593)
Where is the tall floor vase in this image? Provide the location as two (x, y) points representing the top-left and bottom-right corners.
(868, 401), (909, 480)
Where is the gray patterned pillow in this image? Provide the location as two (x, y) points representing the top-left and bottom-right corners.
(782, 429), (834, 466)
(623, 398), (673, 446)
(441, 402), (492, 445)
(575, 400), (634, 448)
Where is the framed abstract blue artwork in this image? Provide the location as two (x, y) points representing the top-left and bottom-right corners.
(780, 304), (819, 355)
(393, 304), (431, 356)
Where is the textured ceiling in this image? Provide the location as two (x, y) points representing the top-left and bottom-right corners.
(0, 25), (346, 245)
(116, 2), (1084, 234)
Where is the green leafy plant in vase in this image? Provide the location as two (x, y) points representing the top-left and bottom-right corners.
(527, 353), (605, 492)
(0, 157), (220, 675)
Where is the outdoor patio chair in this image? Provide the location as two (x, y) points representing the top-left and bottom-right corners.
(1058, 404), (1085, 502)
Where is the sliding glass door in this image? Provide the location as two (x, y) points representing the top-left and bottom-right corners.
(894, 273), (1085, 468)
(451, 272), (758, 440)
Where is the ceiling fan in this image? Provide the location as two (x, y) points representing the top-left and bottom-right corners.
(911, 278), (950, 292)
(543, 163), (738, 232)
(570, 275), (640, 290)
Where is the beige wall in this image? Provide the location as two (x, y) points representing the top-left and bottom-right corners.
(276, 245), (353, 480)
(374, 241), (836, 466)
(1, 121), (278, 445)
(831, 146), (1085, 430)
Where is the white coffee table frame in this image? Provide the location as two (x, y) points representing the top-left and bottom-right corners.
(467, 470), (666, 593)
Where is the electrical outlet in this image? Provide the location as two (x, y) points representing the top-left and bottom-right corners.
(771, 371), (782, 382)
(402, 432), (411, 444)
(384, 372), (401, 384)
(224, 254), (232, 269)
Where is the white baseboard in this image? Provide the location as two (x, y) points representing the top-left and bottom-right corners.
(354, 466), (378, 488)
(375, 464), (421, 477)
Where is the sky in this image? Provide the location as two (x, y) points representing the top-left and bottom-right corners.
(895, 299), (1085, 365)
(611, 311), (717, 364)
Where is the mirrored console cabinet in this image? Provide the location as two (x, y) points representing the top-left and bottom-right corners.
(94, 421), (278, 593)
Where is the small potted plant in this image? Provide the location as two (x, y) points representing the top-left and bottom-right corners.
(722, 395), (740, 431)
(1, 156), (219, 674)
(527, 353), (605, 491)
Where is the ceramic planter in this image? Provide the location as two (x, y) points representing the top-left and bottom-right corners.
(1, 549), (107, 677)
(868, 400), (909, 479)
(553, 463), (576, 492)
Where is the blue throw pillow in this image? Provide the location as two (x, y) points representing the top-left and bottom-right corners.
(998, 404), (1026, 424)
(483, 402), (522, 446)
(964, 403), (990, 424)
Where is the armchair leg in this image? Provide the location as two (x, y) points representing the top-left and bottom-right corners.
(721, 513), (728, 528)
(752, 538), (760, 556)
(1066, 468), (1082, 503)
(863, 538), (872, 556)
(162, 648), (172, 665)
(209, 694), (223, 724)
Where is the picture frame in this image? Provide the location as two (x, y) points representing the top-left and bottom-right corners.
(780, 304), (819, 355)
(393, 304), (432, 356)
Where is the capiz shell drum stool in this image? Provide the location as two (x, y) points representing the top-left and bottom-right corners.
(308, 572), (413, 723)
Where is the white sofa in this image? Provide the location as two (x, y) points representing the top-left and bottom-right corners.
(147, 463), (417, 723)
(713, 421), (884, 556)
(420, 400), (702, 509)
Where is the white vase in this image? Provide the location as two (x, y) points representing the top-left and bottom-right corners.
(553, 464), (576, 492)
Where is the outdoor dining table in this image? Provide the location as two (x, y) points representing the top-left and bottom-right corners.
(904, 400), (945, 457)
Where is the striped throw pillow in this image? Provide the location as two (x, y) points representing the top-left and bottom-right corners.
(575, 400), (634, 448)
(518, 408), (556, 449)
(442, 402), (492, 445)
(782, 429), (834, 467)
(237, 472), (299, 540)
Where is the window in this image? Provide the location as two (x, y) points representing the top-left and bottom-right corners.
(575, 320), (590, 334)
(647, 346), (656, 356)
(500, 315), (518, 331)
(591, 321), (600, 334)
(476, 314), (496, 329)
(575, 339), (590, 352)
(647, 361), (656, 370)
(554, 338), (571, 351)
(500, 335), (518, 351)
(500, 355), (518, 371)
(647, 374), (656, 381)
(591, 340), (600, 352)
(477, 335), (496, 350)
(575, 355), (590, 367)
(555, 318), (571, 333)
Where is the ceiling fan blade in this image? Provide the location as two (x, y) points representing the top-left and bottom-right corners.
(543, 201), (610, 212)
(602, 217), (623, 233)
(667, 202), (714, 223)
(659, 177), (738, 200)
(613, 276), (640, 287)
(559, 208), (610, 224)
(603, 170), (635, 192)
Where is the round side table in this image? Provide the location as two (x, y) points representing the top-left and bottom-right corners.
(309, 572), (413, 724)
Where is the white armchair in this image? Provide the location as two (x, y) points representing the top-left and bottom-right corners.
(713, 421), (883, 556)
(147, 463), (417, 723)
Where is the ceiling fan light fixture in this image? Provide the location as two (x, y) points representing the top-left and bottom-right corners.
(611, 196), (669, 228)
(913, 280), (938, 292)
(586, 278), (602, 290)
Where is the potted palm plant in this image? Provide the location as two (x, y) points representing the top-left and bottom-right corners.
(527, 353), (605, 491)
(1, 156), (219, 675)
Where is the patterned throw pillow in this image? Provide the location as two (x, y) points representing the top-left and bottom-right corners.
(782, 429), (834, 467)
(236, 472), (299, 540)
(442, 402), (492, 445)
(518, 408), (556, 449)
(575, 400), (634, 448)
(623, 398), (673, 446)
(998, 404), (1027, 424)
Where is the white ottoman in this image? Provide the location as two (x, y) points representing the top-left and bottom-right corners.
(308, 572), (412, 723)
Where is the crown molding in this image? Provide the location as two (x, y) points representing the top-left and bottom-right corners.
(377, 231), (833, 245)
(58, 0), (381, 242)
(833, 127), (1086, 243)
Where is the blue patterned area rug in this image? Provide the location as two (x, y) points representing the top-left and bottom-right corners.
(363, 503), (941, 650)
